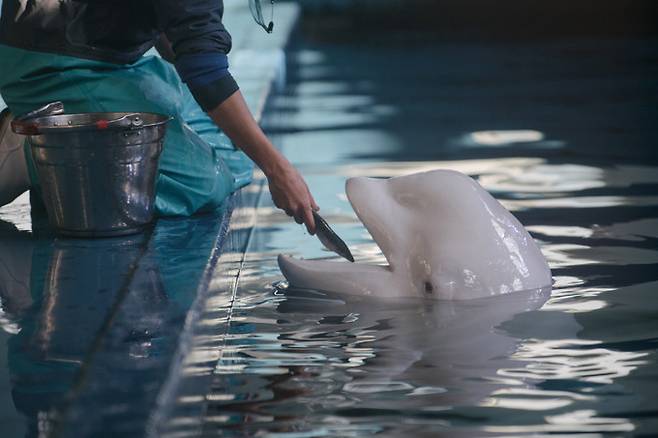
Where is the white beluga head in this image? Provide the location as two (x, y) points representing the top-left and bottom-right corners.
(278, 169), (552, 300)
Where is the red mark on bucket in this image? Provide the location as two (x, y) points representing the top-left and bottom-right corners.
(96, 120), (109, 130)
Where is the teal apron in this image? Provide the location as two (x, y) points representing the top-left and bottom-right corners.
(0, 44), (254, 217)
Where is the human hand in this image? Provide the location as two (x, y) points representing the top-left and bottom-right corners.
(266, 159), (319, 234)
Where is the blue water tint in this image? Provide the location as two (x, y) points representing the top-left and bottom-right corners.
(165, 37), (658, 436)
(0, 201), (235, 437)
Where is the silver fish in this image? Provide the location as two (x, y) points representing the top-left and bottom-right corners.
(312, 211), (354, 262)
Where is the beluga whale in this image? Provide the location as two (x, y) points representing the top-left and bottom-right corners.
(278, 169), (552, 300)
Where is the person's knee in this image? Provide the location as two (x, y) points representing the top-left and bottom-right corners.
(0, 110), (30, 207)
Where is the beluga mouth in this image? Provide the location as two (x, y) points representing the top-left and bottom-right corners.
(278, 169), (552, 300)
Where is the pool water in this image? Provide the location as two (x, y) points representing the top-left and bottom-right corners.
(178, 36), (658, 436)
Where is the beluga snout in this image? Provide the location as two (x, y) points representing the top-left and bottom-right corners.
(278, 169), (552, 300)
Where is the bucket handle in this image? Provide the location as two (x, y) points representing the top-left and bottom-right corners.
(11, 101), (65, 135)
(95, 113), (145, 130)
(11, 102), (145, 135)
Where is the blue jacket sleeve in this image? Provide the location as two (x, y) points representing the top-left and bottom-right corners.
(156, 0), (239, 111)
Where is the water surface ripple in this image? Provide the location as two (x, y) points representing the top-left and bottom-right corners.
(192, 37), (658, 437)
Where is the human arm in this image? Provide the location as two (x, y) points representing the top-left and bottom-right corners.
(208, 91), (318, 234)
(156, 0), (318, 232)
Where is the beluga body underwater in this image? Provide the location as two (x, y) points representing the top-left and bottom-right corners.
(278, 169), (552, 300)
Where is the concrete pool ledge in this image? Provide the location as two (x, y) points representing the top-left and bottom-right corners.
(0, 2), (300, 436)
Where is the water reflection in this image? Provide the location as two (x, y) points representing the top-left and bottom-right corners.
(197, 280), (556, 435)
(465, 130), (546, 147)
(281, 287), (551, 404)
(104, 35), (658, 436)
(503, 338), (648, 384)
(189, 34), (658, 437)
(331, 159), (658, 196)
(0, 206), (230, 437)
(0, 221), (162, 436)
(193, 260), (656, 435)
(188, 126), (658, 436)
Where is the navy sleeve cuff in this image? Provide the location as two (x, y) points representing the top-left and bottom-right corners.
(175, 53), (239, 111)
(189, 74), (239, 112)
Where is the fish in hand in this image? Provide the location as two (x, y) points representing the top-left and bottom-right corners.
(312, 211), (354, 262)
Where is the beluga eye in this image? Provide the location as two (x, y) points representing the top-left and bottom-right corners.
(424, 281), (434, 294)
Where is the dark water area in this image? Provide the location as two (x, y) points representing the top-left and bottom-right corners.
(189, 31), (658, 437)
(300, 0), (658, 41)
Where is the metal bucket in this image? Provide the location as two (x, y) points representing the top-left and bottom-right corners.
(12, 102), (170, 237)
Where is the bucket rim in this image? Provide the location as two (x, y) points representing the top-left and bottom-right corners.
(12, 111), (172, 135)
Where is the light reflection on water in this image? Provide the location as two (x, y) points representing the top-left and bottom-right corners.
(192, 153), (658, 436)
(183, 40), (658, 436)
